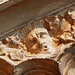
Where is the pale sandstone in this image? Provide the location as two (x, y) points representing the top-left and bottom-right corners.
(0, 9), (75, 75)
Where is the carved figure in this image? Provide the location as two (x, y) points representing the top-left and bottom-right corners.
(25, 28), (56, 55)
(0, 9), (75, 75)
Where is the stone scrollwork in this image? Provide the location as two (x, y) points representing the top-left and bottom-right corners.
(0, 9), (75, 75)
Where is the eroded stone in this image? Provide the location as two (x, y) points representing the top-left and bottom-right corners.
(0, 9), (75, 75)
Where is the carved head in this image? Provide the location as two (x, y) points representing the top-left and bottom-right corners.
(25, 28), (54, 54)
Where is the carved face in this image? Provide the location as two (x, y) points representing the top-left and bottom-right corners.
(25, 28), (54, 54)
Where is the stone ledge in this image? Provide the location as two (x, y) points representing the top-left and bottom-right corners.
(0, 0), (23, 11)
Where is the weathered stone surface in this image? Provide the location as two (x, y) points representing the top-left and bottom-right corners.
(0, 8), (75, 74)
(0, 0), (75, 74)
(14, 59), (60, 75)
(0, 0), (8, 4)
(0, 0), (75, 41)
(0, 0), (23, 11)
(56, 45), (75, 75)
(0, 58), (13, 75)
